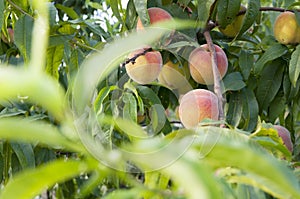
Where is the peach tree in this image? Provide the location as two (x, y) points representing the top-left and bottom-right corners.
(0, 0), (299, 198)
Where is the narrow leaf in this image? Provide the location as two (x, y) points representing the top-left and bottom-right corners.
(14, 15), (34, 63)
(10, 142), (35, 169)
(254, 44), (288, 74)
(289, 45), (300, 87)
(46, 45), (64, 79)
(133, 0), (149, 26)
(0, 159), (98, 199)
(238, 0), (260, 35)
(239, 50), (253, 80)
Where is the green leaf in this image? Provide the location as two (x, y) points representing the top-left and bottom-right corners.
(0, 118), (84, 153)
(254, 44), (288, 74)
(268, 91), (286, 122)
(122, 92), (137, 122)
(239, 50), (254, 80)
(148, 104), (166, 135)
(48, 34), (74, 47)
(0, 0), (5, 32)
(217, 0), (242, 28)
(226, 92), (243, 128)
(46, 45), (64, 79)
(197, 0), (215, 27)
(14, 15), (34, 63)
(111, 0), (125, 27)
(289, 45), (300, 87)
(192, 127), (300, 199)
(10, 142), (35, 169)
(238, 0), (260, 35)
(241, 88), (259, 132)
(0, 159), (98, 199)
(125, 0), (137, 30)
(94, 86), (118, 115)
(223, 72), (246, 92)
(136, 85), (161, 105)
(55, 4), (79, 19)
(256, 60), (284, 111)
(133, 0), (149, 26)
(0, 67), (65, 121)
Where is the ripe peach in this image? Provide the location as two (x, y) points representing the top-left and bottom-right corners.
(136, 7), (172, 30)
(218, 6), (246, 37)
(274, 11), (300, 44)
(189, 44), (228, 85)
(125, 48), (162, 84)
(179, 89), (219, 129)
(274, 125), (293, 153)
(158, 60), (191, 92)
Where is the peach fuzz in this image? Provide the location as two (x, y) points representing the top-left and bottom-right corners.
(189, 44), (228, 85)
(179, 89), (219, 129)
(125, 49), (162, 84)
(274, 125), (293, 153)
(136, 7), (172, 30)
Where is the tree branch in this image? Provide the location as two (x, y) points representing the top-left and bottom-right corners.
(203, 23), (226, 127)
(121, 47), (152, 67)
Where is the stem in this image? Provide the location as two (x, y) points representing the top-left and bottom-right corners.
(238, 7), (300, 15)
(7, 0), (33, 18)
(203, 23), (226, 126)
(120, 47), (153, 67)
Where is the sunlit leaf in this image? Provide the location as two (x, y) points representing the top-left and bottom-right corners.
(289, 45), (300, 87)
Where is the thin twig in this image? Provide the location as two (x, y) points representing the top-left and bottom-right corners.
(7, 0), (33, 19)
(120, 47), (153, 67)
(203, 22), (226, 127)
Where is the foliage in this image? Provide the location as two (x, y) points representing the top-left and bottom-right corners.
(0, 0), (299, 198)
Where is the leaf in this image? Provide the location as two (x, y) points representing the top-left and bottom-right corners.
(111, 0), (125, 27)
(217, 0), (242, 28)
(46, 45), (64, 79)
(268, 91), (286, 122)
(136, 85), (161, 105)
(289, 44), (300, 87)
(239, 50), (254, 80)
(238, 0), (260, 35)
(192, 127), (300, 199)
(0, 159), (98, 199)
(148, 104), (166, 135)
(254, 44), (288, 74)
(0, 0), (5, 32)
(240, 88), (259, 132)
(0, 118), (84, 153)
(94, 86), (118, 115)
(256, 60), (284, 111)
(55, 4), (79, 19)
(133, 0), (149, 26)
(48, 34), (74, 47)
(122, 92), (137, 122)
(226, 92), (243, 128)
(125, 0), (137, 30)
(14, 15), (34, 63)
(197, 0), (215, 27)
(10, 142), (35, 169)
(0, 67), (65, 121)
(223, 72), (246, 92)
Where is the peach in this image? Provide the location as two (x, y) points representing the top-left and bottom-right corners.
(179, 89), (219, 129)
(158, 60), (192, 92)
(274, 11), (300, 44)
(125, 48), (162, 84)
(136, 7), (172, 30)
(189, 44), (228, 85)
(2, 28), (14, 44)
(274, 125), (293, 153)
(218, 6), (246, 37)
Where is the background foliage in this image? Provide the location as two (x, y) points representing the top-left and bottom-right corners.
(0, 0), (299, 198)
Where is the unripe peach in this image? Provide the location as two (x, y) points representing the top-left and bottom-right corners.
(189, 44), (228, 85)
(158, 60), (191, 92)
(218, 6), (246, 37)
(137, 7), (172, 30)
(179, 89), (219, 129)
(274, 11), (300, 45)
(125, 48), (162, 84)
(274, 125), (293, 153)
